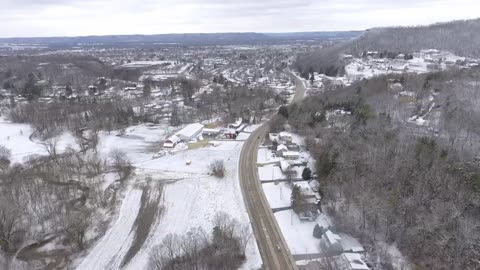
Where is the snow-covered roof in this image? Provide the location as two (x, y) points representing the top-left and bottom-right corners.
(279, 131), (292, 138)
(324, 230), (341, 246)
(269, 133), (279, 141)
(277, 144), (288, 151)
(343, 253), (370, 270)
(176, 123), (204, 139)
(224, 128), (236, 134)
(279, 160), (291, 172)
(229, 118), (243, 128)
(283, 151), (300, 157)
(203, 128), (220, 134)
(165, 134), (180, 144)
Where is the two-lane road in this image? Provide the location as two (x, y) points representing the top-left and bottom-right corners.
(238, 69), (306, 270)
(239, 124), (297, 270)
(286, 69), (307, 103)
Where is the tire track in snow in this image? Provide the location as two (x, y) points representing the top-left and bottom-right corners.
(76, 187), (143, 270)
(120, 181), (164, 267)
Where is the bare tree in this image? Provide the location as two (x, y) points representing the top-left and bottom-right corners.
(64, 209), (91, 250)
(209, 160), (225, 178)
(0, 200), (22, 252)
(0, 145), (11, 172)
(109, 149), (132, 179)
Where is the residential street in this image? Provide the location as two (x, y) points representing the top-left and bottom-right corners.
(287, 69), (307, 103)
(238, 70), (306, 270)
(239, 124), (298, 270)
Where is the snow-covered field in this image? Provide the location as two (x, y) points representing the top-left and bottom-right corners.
(77, 188), (144, 270)
(0, 118), (263, 269)
(77, 125), (262, 269)
(0, 120), (77, 163)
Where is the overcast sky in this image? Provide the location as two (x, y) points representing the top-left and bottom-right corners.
(1, 0), (479, 37)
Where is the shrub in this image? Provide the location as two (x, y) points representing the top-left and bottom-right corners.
(209, 160), (225, 178)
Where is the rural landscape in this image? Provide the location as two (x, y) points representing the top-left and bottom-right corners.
(1, 2), (480, 270)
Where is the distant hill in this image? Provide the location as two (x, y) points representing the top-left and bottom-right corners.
(0, 31), (362, 47)
(348, 18), (480, 57)
(295, 18), (480, 75)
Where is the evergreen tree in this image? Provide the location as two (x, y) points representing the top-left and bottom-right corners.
(302, 167), (312, 180)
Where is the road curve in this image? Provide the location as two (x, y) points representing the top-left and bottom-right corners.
(239, 124), (298, 270)
(239, 69), (305, 270)
(286, 69), (307, 103)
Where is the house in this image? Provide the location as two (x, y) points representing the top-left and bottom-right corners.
(276, 144), (288, 157)
(283, 151), (300, 160)
(163, 123), (204, 148)
(279, 160), (296, 177)
(285, 142), (300, 151)
(163, 135), (180, 148)
(269, 133), (280, 142)
(228, 118), (243, 129)
(335, 253), (370, 270)
(175, 123), (204, 141)
(279, 132), (293, 143)
(321, 230), (343, 253)
(295, 181), (321, 204)
(224, 128), (237, 139)
(298, 210), (320, 221)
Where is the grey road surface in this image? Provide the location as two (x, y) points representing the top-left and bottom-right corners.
(239, 124), (298, 270)
(238, 69), (307, 270)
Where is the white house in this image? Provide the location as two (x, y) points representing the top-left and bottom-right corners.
(336, 253), (370, 270)
(321, 230), (343, 253)
(163, 135), (180, 148)
(269, 133), (280, 142)
(279, 132), (293, 143)
(276, 144), (288, 156)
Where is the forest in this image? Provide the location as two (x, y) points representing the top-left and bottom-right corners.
(280, 67), (480, 270)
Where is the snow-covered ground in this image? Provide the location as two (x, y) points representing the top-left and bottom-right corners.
(262, 182), (292, 208)
(257, 147), (282, 164)
(77, 123), (262, 270)
(126, 140), (262, 270)
(0, 120), (77, 163)
(0, 118), (262, 269)
(243, 124), (262, 133)
(236, 132), (251, 140)
(275, 210), (331, 254)
(77, 188), (144, 270)
(258, 166), (284, 181)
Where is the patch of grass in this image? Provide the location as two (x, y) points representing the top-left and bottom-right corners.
(204, 123), (219, 129)
(188, 139), (210, 149)
(398, 95), (415, 104)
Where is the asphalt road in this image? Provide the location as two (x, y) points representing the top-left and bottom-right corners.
(239, 124), (298, 270)
(287, 69), (307, 103)
(238, 70), (306, 270)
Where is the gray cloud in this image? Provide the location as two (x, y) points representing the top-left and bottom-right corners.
(0, 0), (478, 37)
